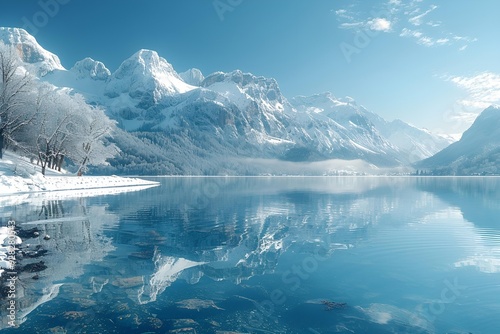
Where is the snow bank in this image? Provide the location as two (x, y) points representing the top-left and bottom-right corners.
(0, 151), (159, 196)
(0, 174), (159, 196)
(0, 185), (158, 208)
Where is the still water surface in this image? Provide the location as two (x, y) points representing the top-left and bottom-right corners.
(1, 177), (500, 333)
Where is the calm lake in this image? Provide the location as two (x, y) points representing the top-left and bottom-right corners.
(1, 177), (500, 333)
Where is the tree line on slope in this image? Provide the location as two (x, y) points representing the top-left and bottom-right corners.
(0, 43), (118, 175)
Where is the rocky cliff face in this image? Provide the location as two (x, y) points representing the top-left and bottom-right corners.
(0, 27), (64, 76)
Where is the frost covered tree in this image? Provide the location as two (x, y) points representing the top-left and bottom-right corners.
(21, 86), (78, 175)
(66, 95), (119, 176)
(19, 87), (119, 175)
(0, 42), (118, 173)
(0, 42), (35, 158)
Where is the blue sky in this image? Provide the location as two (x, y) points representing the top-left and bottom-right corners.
(1, 0), (500, 135)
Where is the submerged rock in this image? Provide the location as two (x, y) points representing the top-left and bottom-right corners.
(49, 326), (67, 334)
(116, 312), (142, 328)
(176, 298), (224, 311)
(63, 311), (87, 320)
(168, 328), (197, 334)
(320, 299), (347, 311)
(16, 227), (41, 239)
(304, 299), (348, 311)
(168, 318), (199, 328)
(111, 276), (144, 288)
(112, 301), (130, 313)
(72, 297), (97, 308)
(22, 260), (47, 272)
(145, 316), (163, 329)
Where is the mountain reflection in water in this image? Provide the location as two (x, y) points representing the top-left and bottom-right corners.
(1, 177), (499, 333)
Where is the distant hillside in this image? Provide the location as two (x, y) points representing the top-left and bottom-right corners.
(417, 105), (500, 175)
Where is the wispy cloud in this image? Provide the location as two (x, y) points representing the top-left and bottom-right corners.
(448, 72), (500, 109)
(334, 2), (394, 34)
(340, 22), (365, 29)
(335, 9), (354, 20)
(400, 28), (452, 46)
(426, 20), (441, 27)
(334, 0), (476, 50)
(408, 4), (438, 26)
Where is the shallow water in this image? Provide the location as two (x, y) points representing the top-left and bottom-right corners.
(1, 177), (500, 333)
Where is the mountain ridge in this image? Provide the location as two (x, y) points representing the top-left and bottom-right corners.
(1, 27), (454, 175)
(417, 105), (500, 175)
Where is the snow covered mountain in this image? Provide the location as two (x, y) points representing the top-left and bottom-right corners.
(0, 27), (64, 76)
(179, 68), (205, 86)
(105, 49), (196, 103)
(71, 57), (111, 81)
(417, 105), (500, 175)
(290, 92), (452, 163)
(1, 27), (453, 175)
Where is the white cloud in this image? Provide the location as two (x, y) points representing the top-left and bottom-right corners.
(400, 28), (439, 46)
(408, 4), (438, 26)
(340, 22), (365, 29)
(427, 21), (441, 27)
(400, 27), (422, 38)
(368, 18), (392, 32)
(435, 38), (449, 45)
(400, 28), (470, 48)
(418, 36), (434, 46)
(449, 72), (500, 109)
(334, 1), (476, 50)
(335, 9), (351, 20)
(453, 35), (478, 43)
(339, 22), (365, 29)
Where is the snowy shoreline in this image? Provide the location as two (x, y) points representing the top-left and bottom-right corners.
(0, 174), (160, 196)
(0, 151), (160, 277)
(0, 151), (159, 196)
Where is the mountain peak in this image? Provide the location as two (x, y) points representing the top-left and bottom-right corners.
(201, 70), (287, 113)
(202, 70), (280, 90)
(105, 49), (196, 103)
(116, 49), (174, 77)
(459, 105), (500, 142)
(0, 27), (31, 42)
(290, 92), (360, 112)
(291, 92), (336, 107)
(471, 104), (500, 125)
(71, 57), (110, 81)
(179, 68), (205, 86)
(418, 105), (500, 174)
(339, 96), (357, 105)
(478, 104), (500, 118)
(131, 49), (161, 64)
(0, 27), (64, 75)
